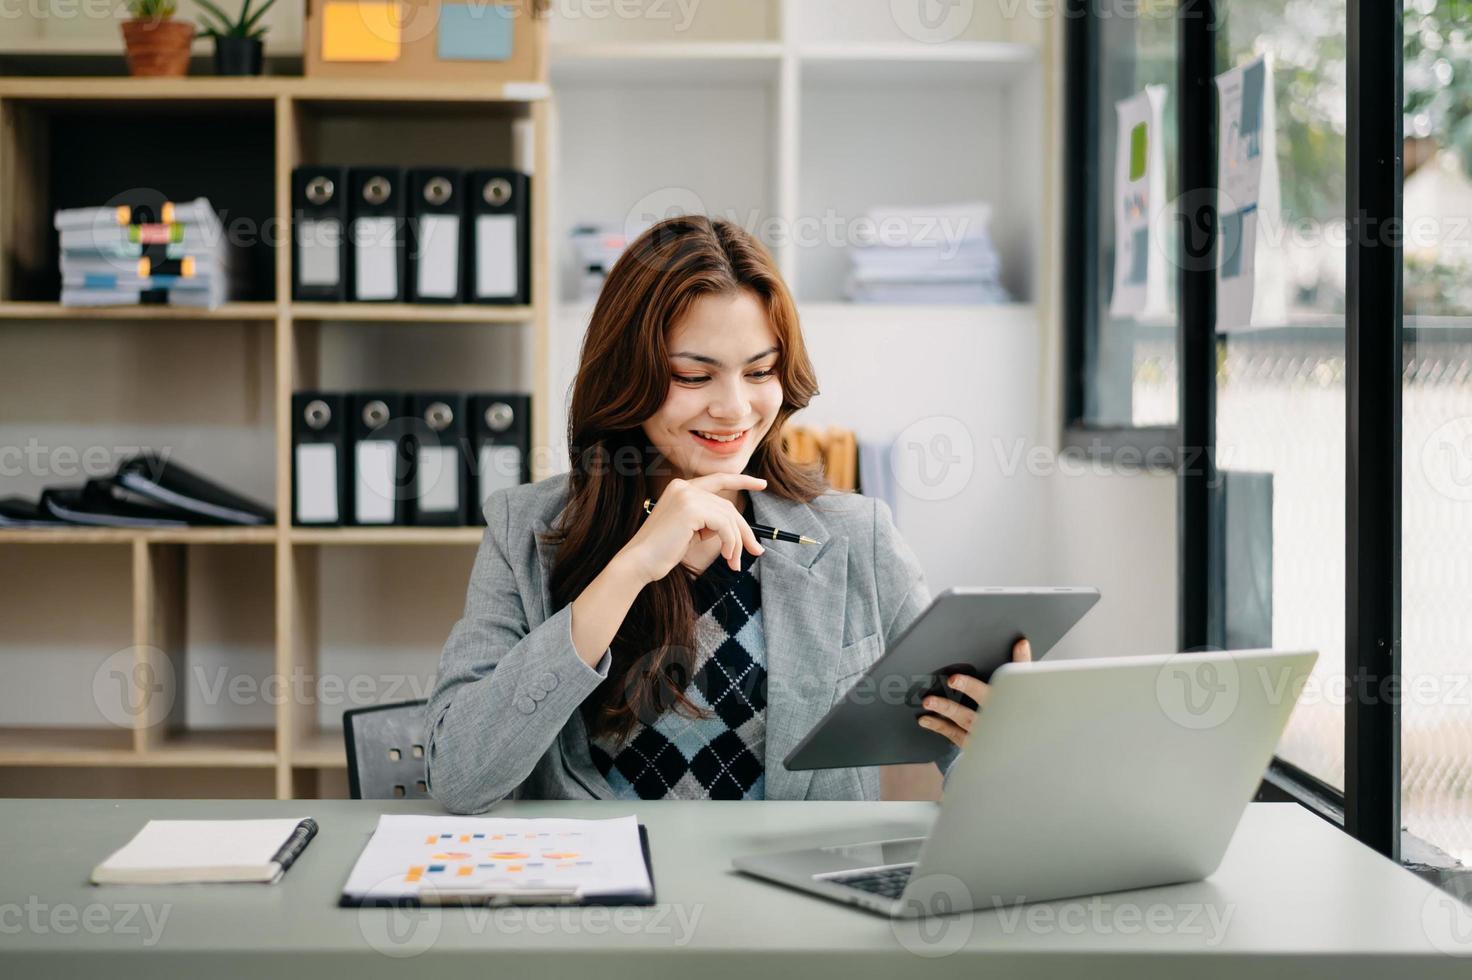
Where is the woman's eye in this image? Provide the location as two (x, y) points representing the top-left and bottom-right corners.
(674, 368), (775, 384)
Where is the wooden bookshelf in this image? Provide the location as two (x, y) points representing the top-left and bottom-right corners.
(0, 67), (551, 800)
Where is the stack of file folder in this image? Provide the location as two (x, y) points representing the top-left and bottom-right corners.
(0, 454), (273, 529)
(57, 198), (234, 309)
(291, 391), (530, 528)
(844, 201), (1012, 305)
(291, 166), (531, 305)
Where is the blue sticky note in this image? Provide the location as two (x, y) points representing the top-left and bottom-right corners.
(437, 3), (514, 62)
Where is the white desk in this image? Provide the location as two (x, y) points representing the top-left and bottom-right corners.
(1, 799), (1469, 978)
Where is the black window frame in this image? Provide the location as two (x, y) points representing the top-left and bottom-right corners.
(1063, 0), (1408, 861)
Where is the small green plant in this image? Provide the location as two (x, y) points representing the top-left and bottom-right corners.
(128, 0), (178, 18)
(195, 0), (278, 40)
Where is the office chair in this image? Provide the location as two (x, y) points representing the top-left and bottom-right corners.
(343, 700), (431, 800)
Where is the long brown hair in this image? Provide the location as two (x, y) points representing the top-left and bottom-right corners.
(548, 215), (828, 744)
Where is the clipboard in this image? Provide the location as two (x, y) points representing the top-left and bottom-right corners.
(339, 824), (656, 908)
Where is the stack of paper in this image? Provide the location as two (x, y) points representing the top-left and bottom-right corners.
(845, 201), (1011, 305)
(57, 198), (234, 309)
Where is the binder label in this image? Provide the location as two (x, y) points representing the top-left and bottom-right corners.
(416, 214), (462, 299)
(417, 445), (461, 514)
(354, 216), (401, 301)
(296, 444), (340, 523)
(299, 218), (343, 287)
(475, 214), (518, 299)
(479, 444), (523, 501)
(355, 440), (399, 524)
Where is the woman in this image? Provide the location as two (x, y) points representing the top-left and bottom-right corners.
(425, 215), (1027, 813)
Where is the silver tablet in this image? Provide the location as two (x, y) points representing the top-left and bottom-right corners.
(783, 586), (1100, 771)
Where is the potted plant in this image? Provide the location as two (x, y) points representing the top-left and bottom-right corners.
(121, 0), (196, 77)
(196, 0), (278, 76)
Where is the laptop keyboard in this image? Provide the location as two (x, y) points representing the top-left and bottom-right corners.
(826, 864), (915, 899)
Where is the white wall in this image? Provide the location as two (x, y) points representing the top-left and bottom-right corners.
(1046, 470), (1177, 659)
(789, 303), (1053, 592)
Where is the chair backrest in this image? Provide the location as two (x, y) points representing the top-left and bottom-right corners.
(343, 700), (431, 800)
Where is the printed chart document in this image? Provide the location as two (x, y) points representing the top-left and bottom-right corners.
(340, 814), (654, 906)
(1215, 53), (1287, 331)
(1109, 84), (1171, 321)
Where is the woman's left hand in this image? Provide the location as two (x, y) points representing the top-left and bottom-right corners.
(917, 637), (1032, 749)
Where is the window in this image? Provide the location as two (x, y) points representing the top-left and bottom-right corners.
(1069, 0), (1472, 870)
(1065, 0), (1179, 438)
(1402, 0), (1472, 866)
(1215, 0), (1348, 789)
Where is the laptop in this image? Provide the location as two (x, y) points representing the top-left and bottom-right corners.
(734, 648), (1317, 918)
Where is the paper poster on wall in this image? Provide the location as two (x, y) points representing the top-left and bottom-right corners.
(1109, 84), (1170, 320)
(1215, 55), (1287, 331)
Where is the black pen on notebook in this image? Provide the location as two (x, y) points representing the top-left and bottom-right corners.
(643, 497), (820, 545)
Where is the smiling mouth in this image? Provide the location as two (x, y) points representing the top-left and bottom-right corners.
(690, 428), (751, 450)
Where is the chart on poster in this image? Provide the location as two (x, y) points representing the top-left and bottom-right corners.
(1215, 54), (1287, 331)
(1110, 84), (1170, 321)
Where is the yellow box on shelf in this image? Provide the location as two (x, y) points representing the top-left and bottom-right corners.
(321, 1), (404, 63)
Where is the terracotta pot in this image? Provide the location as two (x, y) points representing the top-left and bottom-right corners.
(121, 18), (195, 77)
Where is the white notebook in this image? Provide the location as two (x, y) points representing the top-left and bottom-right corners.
(91, 818), (318, 885)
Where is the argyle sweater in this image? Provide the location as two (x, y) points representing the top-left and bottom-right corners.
(588, 544), (768, 800)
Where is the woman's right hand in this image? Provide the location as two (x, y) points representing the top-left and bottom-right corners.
(617, 474), (768, 584)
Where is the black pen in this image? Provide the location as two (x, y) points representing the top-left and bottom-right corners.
(643, 497), (820, 545)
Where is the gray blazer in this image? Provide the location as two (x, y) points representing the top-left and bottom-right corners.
(425, 471), (958, 813)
